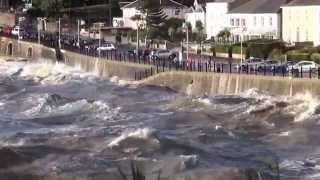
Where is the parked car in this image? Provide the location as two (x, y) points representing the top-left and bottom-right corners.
(257, 60), (280, 72)
(11, 26), (20, 36)
(238, 58), (264, 71)
(150, 49), (176, 61)
(291, 61), (319, 72)
(96, 43), (116, 51)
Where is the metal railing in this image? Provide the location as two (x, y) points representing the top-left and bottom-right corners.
(1, 32), (320, 81)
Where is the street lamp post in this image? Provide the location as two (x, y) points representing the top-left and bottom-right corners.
(240, 27), (246, 63)
(58, 18), (61, 49)
(77, 19), (80, 47)
(183, 23), (190, 60)
(99, 25), (102, 58)
(136, 24), (139, 55)
(37, 18), (40, 44)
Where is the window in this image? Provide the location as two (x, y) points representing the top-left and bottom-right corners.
(261, 17), (264, 26)
(236, 19), (240, 26)
(231, 19), (234, 26)
(242, 19), (246, 26)
(269, 17), (272, 26)
(253, 16), (257, 26)
(175, 9), (180, 15)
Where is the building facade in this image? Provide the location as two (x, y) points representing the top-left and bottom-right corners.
(185, 0), (206, 31)
(282, 0), (320, 46)
(227, 0), (287, 42)
(205, 0), (250, 39)
(119, 0), (188, 29)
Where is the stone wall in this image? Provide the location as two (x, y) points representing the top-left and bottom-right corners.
(142, 71), (320, 97)
(63, 51), (152, 80)
(0, 37), (152, 80)
(0, 37), (56, 60)
(2, 36), (320, 97)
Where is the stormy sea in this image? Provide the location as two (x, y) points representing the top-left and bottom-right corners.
(0, 59), (320, 180)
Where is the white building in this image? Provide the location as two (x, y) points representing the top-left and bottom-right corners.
(185, 0), (206, 31)
(227, 0), (288, 42)
(119, 0), (188, 29)
(205, 0), (250, 39)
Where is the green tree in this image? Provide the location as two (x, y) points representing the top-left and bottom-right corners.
(137, 0), (167, 39)
(217, 29), (231, 43)
(195, 20), (205, 53)
(31, 0), (63, 18)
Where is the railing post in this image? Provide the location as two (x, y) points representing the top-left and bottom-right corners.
(213, 61), (216, 72)
(229, 63), (232, 74)
(246, 64), (249, 74)
(163, 60), (165, 72)
(221, 63), (224, 73)
(300, 66), (303, 78)
(264, 65), (266, 76)
(156, 63), (159, 74)
(273, 65), (276, 76)
(206, 62), (208, 72)
(310, 68), (312, 79)
(318, 67), (320, 79)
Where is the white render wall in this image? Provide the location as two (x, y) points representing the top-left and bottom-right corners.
(206, 2), (230, 39)
(227, 13), (281, 40)
(122, 7), (187, 30)
(122, 8), (140, 29)
(186, 12), (206, 31)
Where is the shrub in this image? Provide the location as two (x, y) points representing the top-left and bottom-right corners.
(214, 44), (230, 53)
(210, 46), (216, 57)
(245, 39), (285, 59)
(286, 50), (310, 60)
(269, 49), (286, 61)
(232, 46), (247, 54)
(311, 53), (320, 64)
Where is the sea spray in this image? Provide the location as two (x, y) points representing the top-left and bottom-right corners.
(108, 128), (155, 148)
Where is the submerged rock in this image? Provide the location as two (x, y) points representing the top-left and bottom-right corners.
(0, 148), (30, 169)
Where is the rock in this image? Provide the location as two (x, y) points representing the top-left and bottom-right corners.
(0, 148), (30, 169)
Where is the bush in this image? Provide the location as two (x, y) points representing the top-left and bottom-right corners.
(247, 40), (285, 59)
(286, 50), (310, 60)
(311, 53), (320, 64)
(232, 46), (247, 54)
(210, 46), (216, 57)
(269, 49), (286, 61)
(215, 44), (230, 53)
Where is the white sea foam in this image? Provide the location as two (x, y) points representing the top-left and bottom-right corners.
(289, 92), (320, 122)
(196, 98), (212, 105)
(108, 128), (155, 147)
(0, 138), (26, 147)
(241, 89), (320, 122)
(178, 154), (199, 170)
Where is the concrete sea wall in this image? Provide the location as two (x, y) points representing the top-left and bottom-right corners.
(63, 51), (152, 80)
(0, 37), (152, 80)
(1, 36), (320, 97)
(142, 71), (320, 97)
(0, 37), (56, 60)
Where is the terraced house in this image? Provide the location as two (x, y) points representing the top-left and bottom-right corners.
(227, 0), (290, 42)
(281, 0), (320, 46)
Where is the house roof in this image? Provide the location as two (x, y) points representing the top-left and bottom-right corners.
(206, 0), (251, 11)
(282, 0), (320, 7)
(228, 0), (289, 14)
(122, 0), (188, 9)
